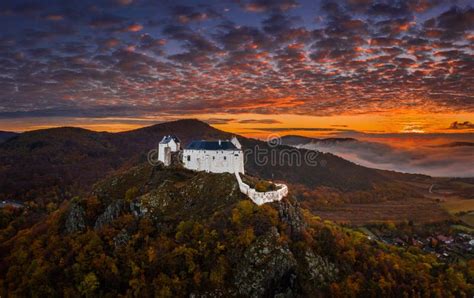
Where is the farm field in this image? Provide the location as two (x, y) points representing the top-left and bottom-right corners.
(307, 198), (450, 225)
(458, 212), (474, 227)
(441, 199), (474, 214)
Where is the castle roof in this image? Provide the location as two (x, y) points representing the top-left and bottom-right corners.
(160, 135), (180, 144)
(185, 140), (239, 151)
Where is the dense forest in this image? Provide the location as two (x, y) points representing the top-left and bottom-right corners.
(1, 164), (472, 297)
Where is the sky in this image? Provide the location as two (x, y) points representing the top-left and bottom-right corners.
(0, 0), (473, 175)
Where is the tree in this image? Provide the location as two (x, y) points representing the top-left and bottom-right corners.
(125, 186), (139, 203)
(209, 255), (229, 287)
(78, 272), (99, 297)
(238, 227), (255, 247)
(231, 201), (254, 225)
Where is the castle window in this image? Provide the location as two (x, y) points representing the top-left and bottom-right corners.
(187, 156), (191, 161)
(224, 156), (227, 160)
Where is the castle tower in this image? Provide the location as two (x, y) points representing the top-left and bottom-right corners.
(158, 135), (181, 166)
(230, 136), (242, 150)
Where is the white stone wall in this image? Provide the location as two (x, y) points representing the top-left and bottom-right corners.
(183, 149), (245, 174)
(235, 172), (288, 205)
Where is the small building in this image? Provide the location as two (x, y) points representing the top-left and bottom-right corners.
(436, 235), (454, 244)
(158, 135), (181, 166)
(182, 139), (244, 174)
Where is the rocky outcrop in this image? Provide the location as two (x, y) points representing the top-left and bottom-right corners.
(129, 180), (175, 219)
(94, 200), (125, 230)
(65, 203), (86, 234)
(277, 198), (306, 239)
(233, 227), (298, 297)
(129, 171), (243, 221)
(301, 249), (339, 288)
(113, 228), (131, 248)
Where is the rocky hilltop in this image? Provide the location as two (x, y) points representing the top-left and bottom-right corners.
(1, 164), (472, 297)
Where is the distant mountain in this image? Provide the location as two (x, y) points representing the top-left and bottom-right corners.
(431, 141), (474, 147)
(281, 135), (357, 146)
(0, 131), (18, 143)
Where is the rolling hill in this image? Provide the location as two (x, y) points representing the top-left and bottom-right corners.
(281, 135), (357, 146)
(0, 131), (18, 144)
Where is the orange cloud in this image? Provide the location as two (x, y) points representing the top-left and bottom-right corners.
(45, 14), (64, 21)
(125, 24), (143, 32)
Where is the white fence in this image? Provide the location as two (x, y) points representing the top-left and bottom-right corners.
(235, 172), (288, 205)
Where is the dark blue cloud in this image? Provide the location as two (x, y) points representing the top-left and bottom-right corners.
(0, 0), (472, 120)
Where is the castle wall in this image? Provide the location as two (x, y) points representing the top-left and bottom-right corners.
(235, 172), (288, 205)
(182, 149), (244, 174)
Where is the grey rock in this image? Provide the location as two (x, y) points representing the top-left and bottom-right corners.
(233, 227), (298, 297)
(130, 200), (145, 218)
(94, 200), (125, 230)
(130, 186), (174, 219)
(65, 203), (86, 234)
(130, 195), (156, 218)
(303, 249), (339, 287)
(277, 199), (306, 238)
(113, 228), (131, 248)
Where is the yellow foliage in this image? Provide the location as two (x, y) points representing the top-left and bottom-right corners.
(231, 200), (255, 225)
(231, 208), (241, 225)
(210, 255), (228, 286)
(78, 272), (99, 297)
(147, 246), (156, 263)
(238, 227), (255, 246)
(259, 204), (279, 226)
(125, 186), (139, 203)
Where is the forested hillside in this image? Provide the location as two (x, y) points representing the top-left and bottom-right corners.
(1, 163), (472, 297)
(0, 131), (17, 144)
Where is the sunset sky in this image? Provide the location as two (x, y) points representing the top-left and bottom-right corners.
(0, 0), (473, 139)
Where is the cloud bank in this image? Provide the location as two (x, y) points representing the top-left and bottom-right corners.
(297, 138), (474, 177)
(0, 0), (473, 119)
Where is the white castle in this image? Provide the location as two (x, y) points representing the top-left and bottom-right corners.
(158, 135), (244, 174)
(157, 135), (287, 205)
